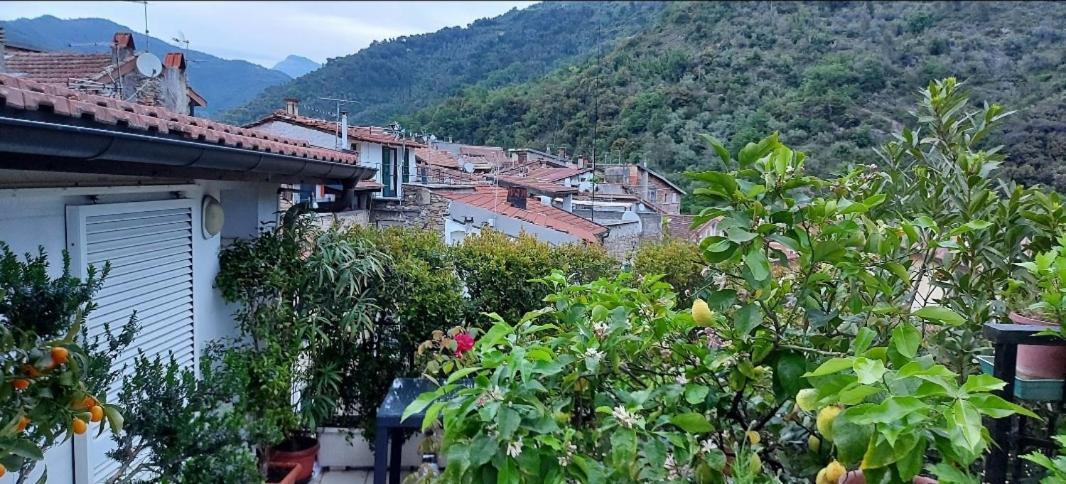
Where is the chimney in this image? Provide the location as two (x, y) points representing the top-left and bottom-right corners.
(0, 28), (6, 73)
(113, 32), (136, 60)
(339, 111), (349, 150)
(161, 52), (190, 114)
(284, 98), (299, 116)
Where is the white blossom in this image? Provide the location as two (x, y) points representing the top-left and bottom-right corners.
(676, 374), (689, 385)
(592, 322), (609, 338)
(701, 439), (718, 455)
(585, 347), (603, 361)
(506, 437), (523, 458)
(713, 272), (728, 289)
(612, 405), (638, 428)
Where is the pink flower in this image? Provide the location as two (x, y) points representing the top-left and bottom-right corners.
(454, 333), (475, 356)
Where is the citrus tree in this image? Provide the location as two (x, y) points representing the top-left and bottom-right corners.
(0, 245), (125, 481)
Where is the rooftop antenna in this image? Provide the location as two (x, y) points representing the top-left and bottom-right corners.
(319, 96), (361, 149)
(172, 31), (190, 52)
(122, 1), (151, 51)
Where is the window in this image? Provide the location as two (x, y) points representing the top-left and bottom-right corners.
(66, 199), (196, 483)
(381, 146), (399, 198)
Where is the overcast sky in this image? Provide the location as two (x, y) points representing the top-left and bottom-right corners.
(0, 1), (537, 67)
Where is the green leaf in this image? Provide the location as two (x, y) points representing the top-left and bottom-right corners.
(803, 357), (855, 378)
(684, 384), (710, 405)
(913, 306), (965, 326)
(958, 374), (1005, 395)
(700, 134), (732, 165)
(968, 394), (1039, 419)
(446, 366), (483, 384)
(403, 390), (441, 422)
(744, 247), (770, 281)
(10, 439), (44, 460)
(735, 303), (763, 338)
(832, 414), (873, 466)
(469, 435), (497, 466)
(772, 351), (807, 403)
(670, 412), (713, 433)
(890, 324), (922, 358)
(852, 327), (877, 355)
(853, 358), (887, 385)
(104, 405), (124, 435)
(846, 396), (929, 425)
(951, 400), (984, 451)
(498, 407), (521, 439)
(422, 402), (445, 431)
(885, 262), (911, 286)
(479, 322), (514, 349)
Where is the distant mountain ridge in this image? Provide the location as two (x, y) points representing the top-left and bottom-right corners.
(0, 15), (291, 117)
(273, 55), (319, 78)
(220, 2), (666, 125)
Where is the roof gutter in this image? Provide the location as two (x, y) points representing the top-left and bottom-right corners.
(0, 115), (376, 184)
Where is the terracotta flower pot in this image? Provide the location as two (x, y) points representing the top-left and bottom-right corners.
(1010, 311), (1066, 379)
(839, 470), (937, 484)
(266, 462), (302, 484)
(269, 436), (320, 484)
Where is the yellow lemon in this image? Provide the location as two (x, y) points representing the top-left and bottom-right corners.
(795, 388), (818, 412)
(692, 298), (715, 326)
(746, 430), (761, 445)
(815, 468), (830, 484)
(748, 454), (762, 474)
(816, 406), (842, 441)
(824, 460), (846, 482)
(808, 435), (821, 453)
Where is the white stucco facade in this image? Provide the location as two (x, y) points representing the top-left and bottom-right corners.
(252, 120), (417, 200)
(0, 169), (278, 484)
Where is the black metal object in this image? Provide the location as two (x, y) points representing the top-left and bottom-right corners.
(983, 323), (1066, 483)
(0, 115), (377, 185)
(373, 378), (437, 484)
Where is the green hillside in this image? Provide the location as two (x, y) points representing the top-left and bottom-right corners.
(399, 2), (1066, 198)
(220, 2), (665, 125)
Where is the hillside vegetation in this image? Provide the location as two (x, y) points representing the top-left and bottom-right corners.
(399, 2), (1066, 198)
(220, 2), (665, 125)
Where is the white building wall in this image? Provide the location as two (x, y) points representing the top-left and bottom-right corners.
(0, 173), (277, 484)
(446, 201), (582, 246)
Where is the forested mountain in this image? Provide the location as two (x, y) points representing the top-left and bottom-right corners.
(399, 2), (1066, 196)
(272, 55), (320, 78)
(220, 2), (666, 125)
(0, 15), (292, 117)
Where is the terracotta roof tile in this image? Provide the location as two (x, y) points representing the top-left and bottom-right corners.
(441, 186), (607, 243)
(163, 52), (185, 69)
(504, 166), (591, 182)
(0, 74), (357, 164)
(6, 52), (118, 85)
(245, 112), (425, 148)
(493, 175), (578, 197)
(414, 147), (461, 169)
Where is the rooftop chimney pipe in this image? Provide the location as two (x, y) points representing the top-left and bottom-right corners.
(339, 111), (349, 150)
(284, 98), (299, 116)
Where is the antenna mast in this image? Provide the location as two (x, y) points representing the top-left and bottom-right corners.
(319, 96), (361, 145)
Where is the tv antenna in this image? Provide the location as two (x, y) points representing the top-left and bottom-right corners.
(172, 31), (190, 51)
(126, 1), (150, 51)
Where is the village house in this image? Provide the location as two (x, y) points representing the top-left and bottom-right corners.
(1, 29), (206, 116)
(437, 185), (607, 246)
(598, 162), (685, 215)
(0, 73), (374, 483)
(244, 99), (420, 202)
(508, 147), (580, 168)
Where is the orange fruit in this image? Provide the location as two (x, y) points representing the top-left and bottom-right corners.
(72, 418), (87, 435)
(12, 379), (30, 390)
(76, 396), (97, 410)
(51, 347), (69, 365)
(16, 416), (30, 433)
(90, 406), (104, 423)
(0, 462), (5, 477)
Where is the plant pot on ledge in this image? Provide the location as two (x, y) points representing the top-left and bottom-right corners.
(1010, 311), (1066, 379)
(266, 462), (303, 484)
(269, 436), (320, 484)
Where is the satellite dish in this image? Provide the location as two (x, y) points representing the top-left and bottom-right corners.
(135, 53), (163, 78)
(463, 162), (476, 173)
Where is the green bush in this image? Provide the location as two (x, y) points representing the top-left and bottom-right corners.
(633, 237), (705, 307)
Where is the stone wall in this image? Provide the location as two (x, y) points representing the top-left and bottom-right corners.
(602, 221), (643, 261)
(369, 183), (450, 236)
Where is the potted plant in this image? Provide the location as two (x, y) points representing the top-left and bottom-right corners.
(216, 206), (386, 483)
(1011, 240), (1066, 378)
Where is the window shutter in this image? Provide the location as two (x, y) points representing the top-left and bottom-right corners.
(66, 199), (196, 483)
(402, 148), (411, 183)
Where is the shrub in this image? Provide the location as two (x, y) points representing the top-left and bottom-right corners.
(1, 245), (128, 481)
(633, 237), (705, 307)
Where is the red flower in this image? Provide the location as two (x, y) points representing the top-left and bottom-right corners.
(455, 333), (475, 356)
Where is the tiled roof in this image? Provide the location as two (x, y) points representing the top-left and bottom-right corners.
(354, 179), (384, 191)
(245, 112), (425, 148)
(5, 52), (123, 85)
(459, 145), (510, 168)
(512, 166), (591, 182)
(0, 74), (357, 164)
(163, 52), (185, 69)
(441, 186), (607, 243)
(414, 147), (460, 169)
(494, 175), (578, 197)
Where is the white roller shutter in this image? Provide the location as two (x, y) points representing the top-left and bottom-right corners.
(66, 199), (196, 483)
